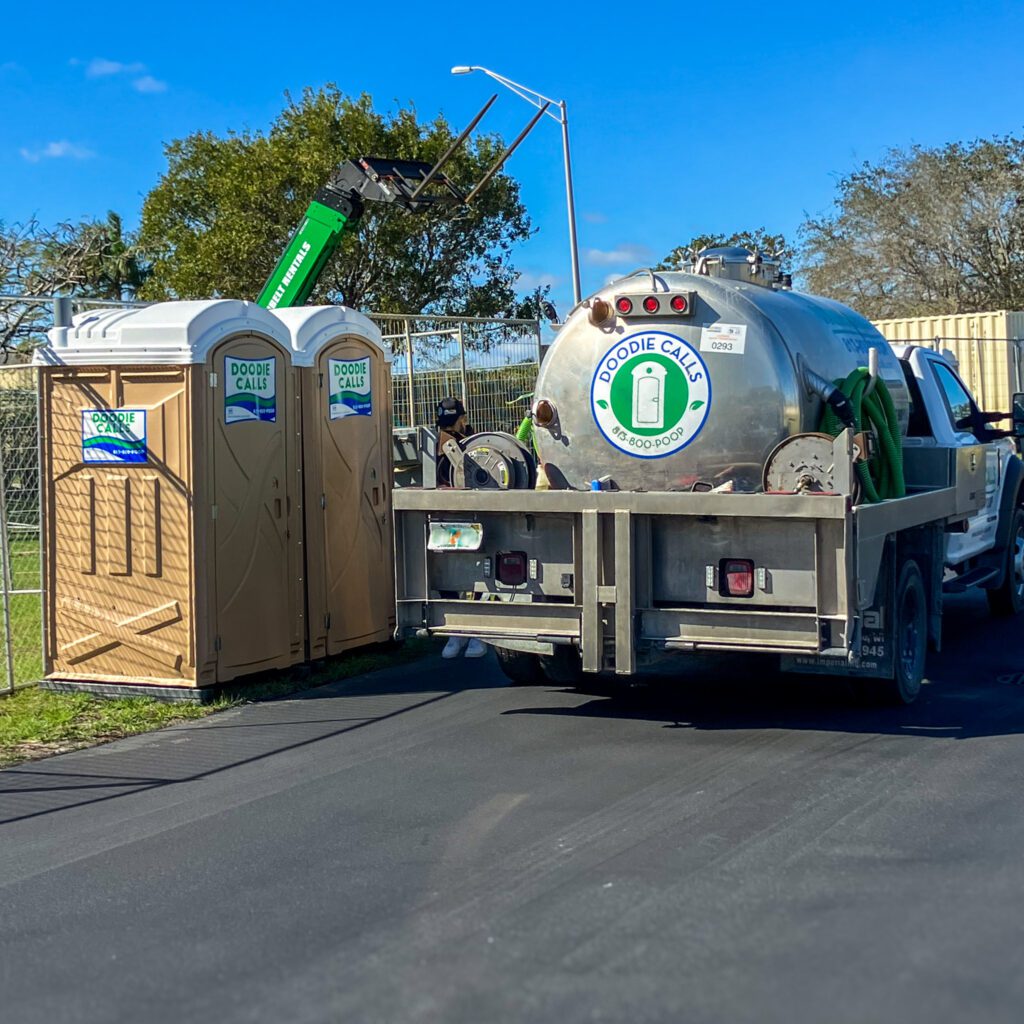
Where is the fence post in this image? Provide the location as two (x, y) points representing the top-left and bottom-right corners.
(52, 296), (74, 328)
(458, 324), (469, 418)
(35, 371), (46, 686)
(404, 319), (415, 429)
(535, 317), (544, 366)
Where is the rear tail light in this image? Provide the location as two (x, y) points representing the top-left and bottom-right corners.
(670, 295), (689, 313)
(615, 297), (633, 315)
(720, 559), (755, 598)
(496, 550), (528, 586)
(643, 296), (660, 314)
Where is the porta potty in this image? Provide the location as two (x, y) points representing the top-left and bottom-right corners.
(275, 305), (395, 659)
(36, 300), (304, 692)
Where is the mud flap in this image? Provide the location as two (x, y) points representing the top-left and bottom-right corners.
(781, 539), (896, 679)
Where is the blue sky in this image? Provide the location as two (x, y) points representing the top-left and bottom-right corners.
(3, 0), (1024, 320)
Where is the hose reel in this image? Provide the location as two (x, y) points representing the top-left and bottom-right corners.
(452, 432), (536, 490)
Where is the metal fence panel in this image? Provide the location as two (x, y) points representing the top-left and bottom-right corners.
(0, 366), (42, 693)
(372, 313), (542, 434)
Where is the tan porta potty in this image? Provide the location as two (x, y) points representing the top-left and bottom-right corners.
(36, 300), (304, 693)
(275, 306), (395, 659)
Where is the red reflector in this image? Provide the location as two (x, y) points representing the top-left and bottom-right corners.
(496, 550), (528, 586)
(643, 296), (660, 314)
(670, 295), (688, 313)
(615, 297), (633, 314)
(721, 559), (755, 598)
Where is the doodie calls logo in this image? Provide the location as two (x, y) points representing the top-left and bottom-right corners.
(591, 331), (711, 458)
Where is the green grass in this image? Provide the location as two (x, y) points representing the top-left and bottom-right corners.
(0, 637), (433, 769)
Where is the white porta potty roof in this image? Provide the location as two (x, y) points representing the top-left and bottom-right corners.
(273, 305), (390, 367)
(36, 300), (292, 366)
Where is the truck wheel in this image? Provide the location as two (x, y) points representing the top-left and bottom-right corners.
(987, 507), (1024, 617)
(494, 647), (543, 685)
(865, 560), (926, 706)
(539, 646), (584, 686)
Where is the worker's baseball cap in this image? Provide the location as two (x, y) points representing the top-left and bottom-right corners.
(436, 397), (466, 428)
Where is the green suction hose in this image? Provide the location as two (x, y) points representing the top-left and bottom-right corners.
(820, 368), (905, 503)
(516, 414), (534, 447)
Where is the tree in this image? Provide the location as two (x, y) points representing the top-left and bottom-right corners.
(0, 213), (148, 355)
(658, 229), (792, 271)
(139, 87), (532, 317)
(798, 135), (1024, 319)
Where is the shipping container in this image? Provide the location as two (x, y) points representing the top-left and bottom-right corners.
(871, 310), (1024, 416)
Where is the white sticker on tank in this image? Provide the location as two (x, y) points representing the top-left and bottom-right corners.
(700, 323), (747, 355)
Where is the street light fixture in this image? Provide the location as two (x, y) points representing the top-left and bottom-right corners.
(451, 65), (582, 306)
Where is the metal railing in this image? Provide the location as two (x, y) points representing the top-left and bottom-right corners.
(913, 335), (1024, 415)
(371, 313), (542, 434)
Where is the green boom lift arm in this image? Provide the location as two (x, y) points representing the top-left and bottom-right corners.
(257, 94), (550, 311)
(257, 156), (465, 310)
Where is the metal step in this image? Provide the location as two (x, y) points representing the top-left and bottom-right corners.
(943, 566), (999, 593)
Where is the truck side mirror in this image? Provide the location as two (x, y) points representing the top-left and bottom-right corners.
(1013, 393), (1024, 438)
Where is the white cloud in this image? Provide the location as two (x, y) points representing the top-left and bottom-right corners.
(582, 211), (607, 224)
(86, 57), (146, 78)
(584, 243), (652, 267)
(19, 140), (95, 163)
(132, 75), (167, 94)
(516, 270), (563, 291)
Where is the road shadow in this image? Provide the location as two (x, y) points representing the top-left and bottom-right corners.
(0, 651), (498, 826)
(504, 592), (1024, 741)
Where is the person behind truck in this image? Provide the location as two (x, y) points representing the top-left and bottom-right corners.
(435, 396), (472, 487)
(434, 396), (487, 659)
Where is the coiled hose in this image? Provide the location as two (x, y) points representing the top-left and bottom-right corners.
(516, 415), (534, 447)
(820, 368), (905, 503)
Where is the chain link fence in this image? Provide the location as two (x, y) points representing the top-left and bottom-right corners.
(372, 313), (542, 434)
(0, 366), (43, 693)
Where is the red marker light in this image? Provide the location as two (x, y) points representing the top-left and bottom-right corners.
(643, 296), (660, 314)
(720, 559), (755, 598)
(670, 295), (689, 313)
(615, 297), (633, 315)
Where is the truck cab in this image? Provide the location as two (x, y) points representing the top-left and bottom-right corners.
(895, 344), (1023, 606)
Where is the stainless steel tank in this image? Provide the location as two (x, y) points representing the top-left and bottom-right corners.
(532, 250), (910, 492)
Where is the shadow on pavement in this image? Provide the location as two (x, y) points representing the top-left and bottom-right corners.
(0, 651), (498, 826)
(504, 591), (1024, 741)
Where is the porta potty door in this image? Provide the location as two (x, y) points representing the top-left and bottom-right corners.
(42, 365), (196, 683)
(208, 335), (303, 679)
(313, 337), (394, 653)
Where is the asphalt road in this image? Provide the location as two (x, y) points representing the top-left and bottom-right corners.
(3, 592), (1024, 1024)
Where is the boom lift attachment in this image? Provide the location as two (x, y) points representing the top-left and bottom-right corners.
(257, 94), (548, 310)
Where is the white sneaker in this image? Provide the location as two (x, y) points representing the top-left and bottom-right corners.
(442, 636), (468, 659)
(464, 638), (488, 658)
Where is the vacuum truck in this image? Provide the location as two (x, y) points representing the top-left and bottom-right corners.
(393, 247), (1024, 704)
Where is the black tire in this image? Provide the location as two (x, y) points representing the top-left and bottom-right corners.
(494, 646), (543, 685)
(987, 506), (1024, 617)
(539, 646), (584, 686)
(862, 559), (927, 706)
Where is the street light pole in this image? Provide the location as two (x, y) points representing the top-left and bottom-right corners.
(452, 66), (583, 305)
